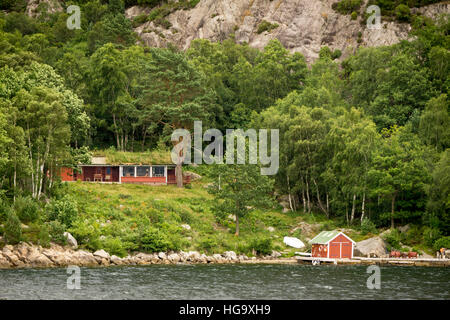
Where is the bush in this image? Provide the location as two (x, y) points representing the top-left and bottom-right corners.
(249, 237), (272, 255)
(46, 196), (78, 228)
(433, 236), (450, 252)
(139, 227), (173, 252)
(4, 210), (22, 244)
(383, 229), (401, 250)
(198, 235), (218, 253)
(319, 46), (333, 59)
(101, 237), (128, 257)
(351, 11), (357, 20)
(4, 12), (39, 35)
(178, 209), (192, 224)
(257, 20), (279, 34)
(69, 219), (101, 251)
(422, 227), (442, 247)
(38, 224), (51, 248)
(155, 18), (172, 29)
(14, 196), (39, 223)
(47, 221), (67, 245)
(47, 180), (70, 200)
(132, 13), (149, 27)
(395, 4), (411, 22)
(333, 0), (362, 15)
(360, 218), (377, 235)
(401, 225), (422, 245)
(145, 208), (164, 224)
(331, 49), (342, 60)
(0, 198), (9, 223)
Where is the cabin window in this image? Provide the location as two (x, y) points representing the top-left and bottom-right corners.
(106, 167), (111, 175)
(152, 166), (165, 177)
(123, 166), (135, 177)
(137, 166), (151, 177)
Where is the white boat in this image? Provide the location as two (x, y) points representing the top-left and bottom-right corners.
(283, 236), (305, 249)
(295, 252), (311, 257)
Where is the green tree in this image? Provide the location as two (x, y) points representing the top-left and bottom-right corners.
(89, 43), (127, 150)
(141, 47), (217, 187)
(419, 94), (449, 152)
(14, 87), (71, 199)
(326, 108), (378, 224)
(426, 149), (450, 234)
(368, 126), (430, 228)
(208, 161), (274, 236)
(348, 48), (432, 129)
(0, 99), (28, 202)
(87, 13), (135, 53)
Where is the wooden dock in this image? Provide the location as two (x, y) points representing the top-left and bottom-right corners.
(296, 256), (450, 267)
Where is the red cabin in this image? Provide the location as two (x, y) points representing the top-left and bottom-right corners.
(309, 231), (355, 259)
(58, 157), (190, 185)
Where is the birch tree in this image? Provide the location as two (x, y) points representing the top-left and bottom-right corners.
(14, 87), (70, 199)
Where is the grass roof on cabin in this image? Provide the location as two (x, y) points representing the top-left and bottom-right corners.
(91, 149), (173, 165)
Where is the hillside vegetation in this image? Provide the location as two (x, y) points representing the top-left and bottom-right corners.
(0, 0), (448, 256)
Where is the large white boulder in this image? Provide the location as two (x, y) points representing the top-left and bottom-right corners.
(223, 251), (237, 261)
(354, 236), (388, 258)
(63, 232), (78, 249)
(93, 249), (110, 260)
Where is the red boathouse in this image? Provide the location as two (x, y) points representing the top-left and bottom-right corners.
(309, 231), (355, 259)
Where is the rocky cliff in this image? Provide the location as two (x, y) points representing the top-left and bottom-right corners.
(23, 0), (450, 63)
(127, 0), (449, 63)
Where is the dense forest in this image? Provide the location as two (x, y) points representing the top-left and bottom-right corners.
(0, 0), (448, 253)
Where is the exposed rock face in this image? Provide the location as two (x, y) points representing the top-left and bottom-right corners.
(289, 221), (320, 238)
(127, 0), (433, 63)
(22, 1), (449, 64)
(414, 2), (450, 19)
(26, 0), (63, 18)
(354, 236), (388, 258)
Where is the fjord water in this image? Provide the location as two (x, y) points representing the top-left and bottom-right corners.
(0, 264), (449, 300)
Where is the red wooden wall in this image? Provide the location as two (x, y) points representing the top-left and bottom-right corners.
(59, 167), (74, 182)
(82, 166), (120, 182)
(329, 234), (353, 259)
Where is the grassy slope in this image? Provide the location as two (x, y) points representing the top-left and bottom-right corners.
(63, 179), (376, 258)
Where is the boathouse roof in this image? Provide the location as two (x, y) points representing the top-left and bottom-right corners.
(308, 230), (355, 245)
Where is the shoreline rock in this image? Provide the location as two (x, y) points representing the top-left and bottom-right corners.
(0, 242), (293, 269)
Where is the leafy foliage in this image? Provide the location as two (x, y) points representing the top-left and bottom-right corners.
(46, 196), (79, 228)
(4, 210), (22, 244)
(14, 196), (40, 223)
(257, 20), (279, 34)
(0, 1), (447, 253)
